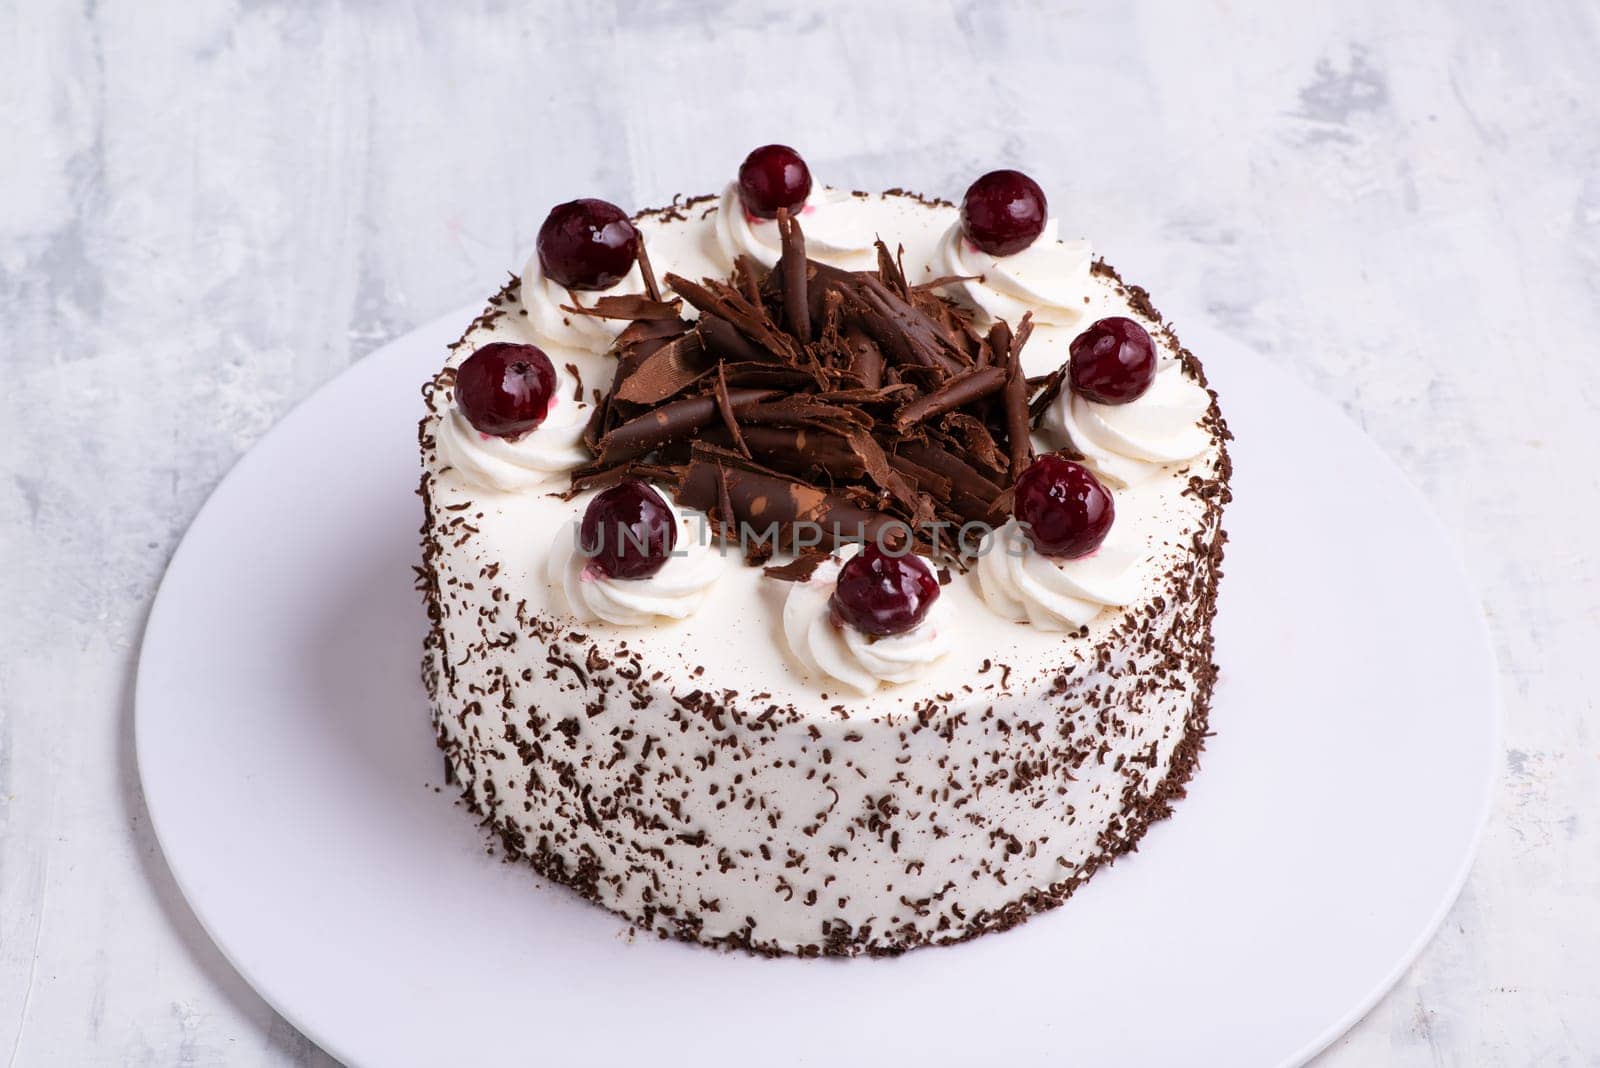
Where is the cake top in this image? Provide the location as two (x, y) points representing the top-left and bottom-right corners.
(425, 146), (1228, 699)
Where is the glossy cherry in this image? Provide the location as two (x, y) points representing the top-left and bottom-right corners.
(579, 481), (677, 580)
(1069, 317), (1157, 404)
(829, 544), (941, 637)
(1013, 454), (1115, 559)
(960, 169), (1048, 256)
(454, 342), (558, 439)
(737, 144), (812, 219)
(536, 198), (639, 290)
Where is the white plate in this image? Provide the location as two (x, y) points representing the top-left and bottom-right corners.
(137, 306), (1497, 1067)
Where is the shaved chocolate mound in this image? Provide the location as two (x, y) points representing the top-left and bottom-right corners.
(578, 216), (1043, 566)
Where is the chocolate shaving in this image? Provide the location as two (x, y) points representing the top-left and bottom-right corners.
(636, 235), (661, 302)
(703, 425), (866, 480)
(595, 388), (776, 464)
(842, 325), (884, 389)
(562, 292), (682, 321)
(1028, 364), (1067, 427)
(776, 208), (811, 342)
(672, 444), (910, 553)
(700, 315), (771, 363)
(613, 332), (709, 405)
(893, 365), (1007, 429)
(855, 276), (966, 378)
(713, 363), (751, 459)
(763, 552), (830, 582)
(1000, 313), (1035, 475)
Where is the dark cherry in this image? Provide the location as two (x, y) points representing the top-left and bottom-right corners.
(1069, 317), (1157, 404)
(454, 342), (558, 439)
(960, 169), (1048, 256)
(1013, 454), (1115, 559)
(737, 144), (812, 219)
(579, 481), (677, 581)
(829, 544), (941, 638)
(536, 198), (639, 291)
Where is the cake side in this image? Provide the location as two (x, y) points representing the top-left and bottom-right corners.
(417, 183), (1231, 955)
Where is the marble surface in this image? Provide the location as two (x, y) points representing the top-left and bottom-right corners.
(3, 0), (1597, 1063)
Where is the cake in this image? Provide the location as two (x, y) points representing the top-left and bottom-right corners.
(417, 147), (1231, 957)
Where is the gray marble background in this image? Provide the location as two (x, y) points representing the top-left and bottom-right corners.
(4, 0), (1598, 1064)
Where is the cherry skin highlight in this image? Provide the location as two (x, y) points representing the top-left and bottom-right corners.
(579, 481), (677, 580)
(536, 198), (639, 291)
(737, 144), (813, 219)
(829, 544), (941, 637)
(960, 169), (1048, 256)
(1013, 454), (1115, 559)
(454, 342), (558, 439)
(1069, 317), (1158, 404)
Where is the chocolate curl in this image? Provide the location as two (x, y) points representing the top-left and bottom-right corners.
(813, 385), (916, 405)
(713, 394), (928, 518)
(914, 274), (980, 292)
(838, 427), (929, 521)
(776, 208), (811, 342)
(596, 388), (776, 464)
(714, 462), (737, 547)
(842, 324), (884, 390)
(763, 553), (830, 583)
(899, 440), (1005, 523)
(855, 277), (967, 378)
(581, 396), (609, 453)
(702, 425), (867, 480)
(816, 284), (845, 358)
(717, 362), (816, 390)
(940, 413), (1008, 479)
(740, 397), (873, 433)
(673, 445), (910, 553)
(734, 257), (765, 309)
(888, 455), (953, 499)
(1027, 364), (1067, 426)
(561, 292), (682, 321)
(614, 316), (692, 358)
(983, 320), (1010, 369)
(699, 314), (772, 363)
(1001, 313), (1035, 476)
(892, 365), (1008, 429)
(636, 236), (662, 302)
(613, 332), (709, 405)
(874, 240), (910, 297)
(713, 362), (751, 459)
(664, 272), (799, 365)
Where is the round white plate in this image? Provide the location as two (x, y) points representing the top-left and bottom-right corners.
(137, 306), (1497, 1067)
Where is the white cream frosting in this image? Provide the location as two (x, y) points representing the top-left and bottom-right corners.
(435, 367), (589, 492)
(519, 251), (645, 355)
(936, 218), (1092, 327)
(547, 496), (727, 626)
(975, 519), (1144, 631)
(713, 183), (879, 271)
(1043, 359), (1213, 487)
(780, 545), (953, 695)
